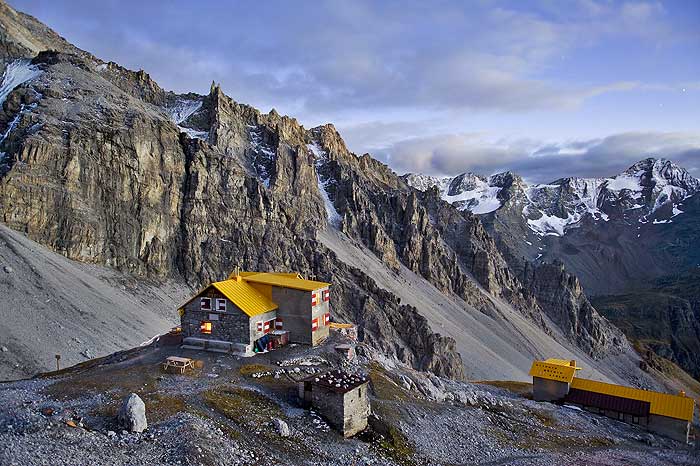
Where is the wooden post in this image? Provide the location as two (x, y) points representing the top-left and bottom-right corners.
(55, 354), (61, 371)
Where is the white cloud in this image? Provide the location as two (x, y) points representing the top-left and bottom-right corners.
(375, 131), (700, 182)
(13, 0), (686, 116)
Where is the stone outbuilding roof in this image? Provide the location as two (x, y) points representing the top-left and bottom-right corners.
(307, 370), (368, 394)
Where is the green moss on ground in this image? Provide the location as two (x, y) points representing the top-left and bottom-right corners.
(239, 364), (273, 377)
(45, 363), (161, 401)
(368, 363), (413, 402)
(203, 386), (285, 427)
(378, 424), (417, 466)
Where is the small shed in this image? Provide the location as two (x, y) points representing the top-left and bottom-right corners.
(529, 359), (579, 402)
(299, 370), (370, 438)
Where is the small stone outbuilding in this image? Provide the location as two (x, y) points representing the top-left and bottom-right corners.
(299, 370), (370, 438)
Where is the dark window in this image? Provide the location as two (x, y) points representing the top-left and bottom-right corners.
(200, 297), (212, 311)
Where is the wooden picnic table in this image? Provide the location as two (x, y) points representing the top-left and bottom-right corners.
(162, 356), (194, 374)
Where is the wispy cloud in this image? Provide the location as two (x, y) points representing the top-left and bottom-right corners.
(375, 131), (700, 182)
(10, 0), (699, 182)
(11, 0), (691, 116)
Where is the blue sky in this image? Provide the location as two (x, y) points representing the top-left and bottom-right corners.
(10, 0), (700, 181)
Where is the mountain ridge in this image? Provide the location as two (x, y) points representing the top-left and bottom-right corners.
(0, 0), (681, 392)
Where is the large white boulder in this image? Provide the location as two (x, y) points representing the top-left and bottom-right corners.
(117, 393), (147, 433)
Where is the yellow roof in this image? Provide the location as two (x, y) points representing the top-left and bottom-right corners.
(544, 358), (582, 370)
(234, 271), (302, 279)
(570, 377), (695, 422)
(240, 272), (330, 291)
(211, 279), (278, 317)
(329, 322), (355, 329)
(529, 360), (577, 383)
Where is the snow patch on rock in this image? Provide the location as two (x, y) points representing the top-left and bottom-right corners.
(404, 173), (503, 214)
(309, 143), (342, 227)
(249, 124), (276, 188)
(0, 60), (41, 106)
(165, 98), (208, 140)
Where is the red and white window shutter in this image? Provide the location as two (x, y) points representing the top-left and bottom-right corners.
(256, 321), (263, 332)
(311, 291), (318, 307)
(323, 312), (330, 325)
(263, 320), (271, 333)
(200, 297), (211, 311)
(311, 318), (319, 332)
(322, 289), (330, 302)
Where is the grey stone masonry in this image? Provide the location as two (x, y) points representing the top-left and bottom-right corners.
(305, 370), (371, 438)
(272, 286), (330, 346)
(532, 377), (570, 402)
(181, 285), (276, 347)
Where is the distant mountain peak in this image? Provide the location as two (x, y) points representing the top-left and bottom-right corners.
(405, 157), (699, 237)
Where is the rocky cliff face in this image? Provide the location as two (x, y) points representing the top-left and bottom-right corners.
(519, 260), (625, 356)
(592, 269), (700, 379)
(0, 4), (466, 379)
(0, 0), (645, 381)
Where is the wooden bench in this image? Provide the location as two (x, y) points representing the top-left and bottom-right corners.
(162, 356), (194, 374)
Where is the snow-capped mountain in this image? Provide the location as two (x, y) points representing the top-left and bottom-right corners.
(405, 158), (700, 237)
(402, 172), (504, 214)
(406, 158), (700, 296)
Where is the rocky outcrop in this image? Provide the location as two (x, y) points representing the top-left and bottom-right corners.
(592, 269), (700, 379)
(311, 126), (547, 327)
(520, 260), (625, 356)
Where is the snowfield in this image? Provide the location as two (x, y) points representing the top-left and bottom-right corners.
(406, 158), (699, 238)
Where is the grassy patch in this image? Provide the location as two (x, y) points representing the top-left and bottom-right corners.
(378, 424), (417, 466)
(90, 392), (189, 424)
(203, 387), (285, 428)
(368, 364), (412, 402)
(239, 364), (273, 377)
(45, 363), (160, 402)
(530, 408), (558, 427)
(143, 393), (188, 423)
(202, 386), (317, 460)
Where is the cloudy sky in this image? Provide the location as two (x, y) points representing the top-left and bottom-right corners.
(11, 0), (700, 181)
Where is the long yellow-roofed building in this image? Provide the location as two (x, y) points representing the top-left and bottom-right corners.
(529, 358), (696, 443)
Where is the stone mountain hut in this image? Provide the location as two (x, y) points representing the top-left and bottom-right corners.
(178, 271), (331, 355)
